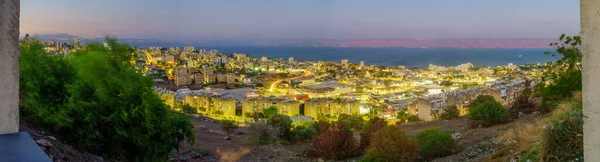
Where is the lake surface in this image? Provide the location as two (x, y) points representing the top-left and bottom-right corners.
(137, 44), (559, 68)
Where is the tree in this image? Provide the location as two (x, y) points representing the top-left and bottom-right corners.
(19, 38), (194, 161)
(267, 114), (292, 140)
(362, 126), (419, 162)
(182, 104), (197, 115)
(540, 34), (582, 110)
(305, 121), (362, 160)
(338, 114), (365, 131)
(469, 100), (508, 126)
(360, 119), (386, 149)
(470, 95), (496, 108)
(415, 128), (455, 159)
(263, 106), (278, 119)
(439, 105), (460, 120)
(221, 120), (238, 136)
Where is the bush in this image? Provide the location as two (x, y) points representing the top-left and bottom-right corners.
(439, 105), (459, 120)
(363, 126), (419, 161)
(182, 104), (197, 115)
(542, 102), (583, 161)
(305, 121), (361, 160)
(19, 39), (194, 161)
(220, 120), (238, 136)
(509, 94), (535, 119)
(263, 106), (278, 118)
(468, 100), (509, 126)
(194, 146), (211, 156)
(267, 114), (293, 140)
(470, 95), (497, 108)
(338, 114), (365, 131)
(415, 128), (455, 158)
(397, 110), (422, 123)
(290, 122), (317, 143)
(247, 121), (277, 144)
(359, 119), (386, 149)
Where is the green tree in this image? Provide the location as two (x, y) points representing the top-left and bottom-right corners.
(540, 34), (583, 110)
(470, 95), (497, 108)
(362, 126), (419, 161)
(338, 114), (365, 131)
(268, 114), (293, 140)
(19, 38), (194, 161)
(439, 105), (460, 120)
(415, 128), (455, 159)
(469, 100), (508, 126)
(182, 104), (197, 115)
(263, 106), (278, 118)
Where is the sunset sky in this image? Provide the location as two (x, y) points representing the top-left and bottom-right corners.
(20, 0), (580, 40)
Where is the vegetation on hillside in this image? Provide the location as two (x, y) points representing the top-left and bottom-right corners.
(360, 126), (419, 162)
(415, 127), (455, 159)
(305, 121), (362, 160)
(491, 34), (583, 161)
(468, 99), (509, 127)
(19, 38), (194, 161)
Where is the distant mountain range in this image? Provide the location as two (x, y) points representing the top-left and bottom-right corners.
(26, 34), (557, 49)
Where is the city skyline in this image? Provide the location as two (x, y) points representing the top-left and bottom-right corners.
(21, 0), (580, 40)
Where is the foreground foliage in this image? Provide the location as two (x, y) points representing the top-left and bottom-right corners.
(19, 39), (194, 161)
(439, 105), (460, 120)
(469, 99), (508, 126)
(362, 126), (419, 162)
(305, 121), (361, 160)
(415, 127), (455, 159)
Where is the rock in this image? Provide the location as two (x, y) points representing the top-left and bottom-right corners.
(452, 133), (462, 139)
(40, 131), (46, 135)
(92, 155), (104, 162)
(237, 132), (245, 135)
(36, 139), (53, 148)
(48, 136), (56, 141)
(224, 136), (231, 140)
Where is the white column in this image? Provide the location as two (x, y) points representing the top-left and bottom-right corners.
(0, 0), (20, 134)
(581, 0), (600, 160)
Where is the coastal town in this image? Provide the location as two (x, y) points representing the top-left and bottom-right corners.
(41, 37), (548, 124)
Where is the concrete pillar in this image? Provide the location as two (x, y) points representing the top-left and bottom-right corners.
(582, 0), (600, 160)
(0, 0), (20, 134)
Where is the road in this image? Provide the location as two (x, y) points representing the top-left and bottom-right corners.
(269, 71), (313, 92)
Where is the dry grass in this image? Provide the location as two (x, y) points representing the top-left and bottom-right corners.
(215, 147), (251, 162)
(490, 92), (581, 161)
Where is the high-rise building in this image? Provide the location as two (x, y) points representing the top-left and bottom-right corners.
(289, 57), (294, 62)
(341, 59), (349, 65)
(74, 37), (81, 47)
(261, 56), (269, 62)
(359, 61), (364, 67)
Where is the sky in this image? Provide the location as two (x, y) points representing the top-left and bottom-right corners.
(20, 0), (580, 40)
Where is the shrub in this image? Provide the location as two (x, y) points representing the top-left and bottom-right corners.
(396, 110), (417, 123)
(194, 146), (211, 156)
(363, 126), (419, 161)
(542, 102), (583, 161)
(263, 106), (278, 118)
(182, 104), (197, 115)
(439, 105), (459, 120)
(360, 119), (386, 149)
(305, 121), (361, 160)
(470, 95), (497, 108)
(509, 94), (535, 119)
(19, 39), (194, 161)
(338, 114), (365, 131)
(415, 128), (455, 158)
(468, 100), (509, 126)
(267, 114), (293, 140)
(290, 123), (317, 143)
(247, 121), (277, 144)
(220, 120), (238, 136)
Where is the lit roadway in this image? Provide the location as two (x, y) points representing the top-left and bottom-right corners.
(269, 71), (319, 92)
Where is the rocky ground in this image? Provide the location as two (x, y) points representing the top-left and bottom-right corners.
(21, 102), (542, 162)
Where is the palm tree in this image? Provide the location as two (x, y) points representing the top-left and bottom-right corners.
(0, 0), (21, 134)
